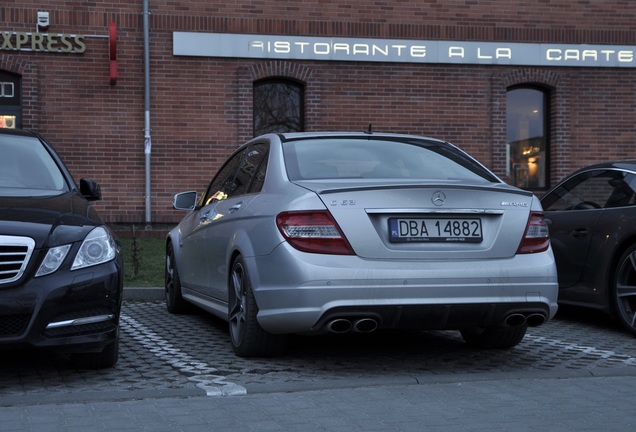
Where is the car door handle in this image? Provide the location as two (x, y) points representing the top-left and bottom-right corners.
(199, 210), (210, 222)
(228, 202), (242, 214)
(570, 228), (589, 238)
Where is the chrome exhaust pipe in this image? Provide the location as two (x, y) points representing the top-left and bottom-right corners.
(526, 313), (547, 327)
(504, 313), (527, 327)
(327, 319), (353, 333)
(353, 318), (378, 333)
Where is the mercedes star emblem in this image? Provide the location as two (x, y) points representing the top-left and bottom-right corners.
(431, 191), (446, 206)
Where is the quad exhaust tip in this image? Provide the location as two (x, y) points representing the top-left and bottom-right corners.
(353, 318), (379, 333)
(504, 312), (547, 327)
(326, 317), (379, 334)
(327, 318), (353, 333)
(526, 313), (547, 327)
(326, 312), (547, 334)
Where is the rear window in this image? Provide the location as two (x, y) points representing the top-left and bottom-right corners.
(0, 135), (69, 196)
(282, 137), (499, 183)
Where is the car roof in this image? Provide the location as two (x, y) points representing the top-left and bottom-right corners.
(570, 160), (636, 174)
(276, 131), (448, 144)
(0, 128), (39, 139)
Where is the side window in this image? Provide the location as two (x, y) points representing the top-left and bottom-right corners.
(253, 78), (304, 136)
(542, 170), (635, 211)
(233, 142), (269, 195)
(605, 172), (636, 208)
(200, 149), (246, 206)
(506, 86), (550, 191)
(248, 144), (269, 194)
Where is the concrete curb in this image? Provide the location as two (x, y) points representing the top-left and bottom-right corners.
(241, 367), (636, 395)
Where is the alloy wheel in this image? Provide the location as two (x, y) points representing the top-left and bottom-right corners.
(615, 247), (636, 335)
(228, 261), (247, 346)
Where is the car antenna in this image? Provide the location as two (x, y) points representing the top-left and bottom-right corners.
(365, 123), (372, 134)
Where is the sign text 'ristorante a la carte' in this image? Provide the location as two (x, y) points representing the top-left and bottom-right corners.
(173, 32), (635, 68)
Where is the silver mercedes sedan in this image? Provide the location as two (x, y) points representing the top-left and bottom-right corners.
(165, 132), (558, 357)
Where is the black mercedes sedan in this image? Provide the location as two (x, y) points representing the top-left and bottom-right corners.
(541, 161), (636, 337)
(0, 128), (123, 368)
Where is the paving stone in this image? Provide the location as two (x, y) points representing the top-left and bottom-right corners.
(1, 300), (635, 404)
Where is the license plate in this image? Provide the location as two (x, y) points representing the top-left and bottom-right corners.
(389, 217), (483, 243)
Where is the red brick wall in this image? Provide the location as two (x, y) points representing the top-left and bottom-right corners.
(1, 0), (635, 224)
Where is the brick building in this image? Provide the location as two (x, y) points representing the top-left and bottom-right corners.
(1, 1), (635, 226)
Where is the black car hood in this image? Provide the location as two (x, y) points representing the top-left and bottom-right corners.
(0, 192), (102, 248)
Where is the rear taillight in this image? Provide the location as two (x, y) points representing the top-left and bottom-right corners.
(276, 211), (355, 255)
(516, 211), (550, 254)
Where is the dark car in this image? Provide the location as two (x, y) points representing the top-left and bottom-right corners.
(541, 161), (636, 336)
(0, 128), (123, 368)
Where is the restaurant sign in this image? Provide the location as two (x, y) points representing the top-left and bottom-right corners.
(174, 32), (636, 68)
(1, 31), (86, 54)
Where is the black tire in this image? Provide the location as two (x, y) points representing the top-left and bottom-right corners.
(460, 324), (527, 349)
(165, 242), (192, 314)
(70, 334), (119, 369)
(612, 245), (636, 336)
(228, 256), (287, 357)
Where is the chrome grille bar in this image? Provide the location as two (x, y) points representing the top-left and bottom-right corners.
(0, 235), (35, 284)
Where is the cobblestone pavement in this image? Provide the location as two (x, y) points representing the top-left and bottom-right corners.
(1, 300), (636, 404)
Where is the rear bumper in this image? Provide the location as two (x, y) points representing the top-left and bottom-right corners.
(248, 243), (558, 334)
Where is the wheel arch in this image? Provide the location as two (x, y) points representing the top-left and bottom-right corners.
(226, 227), (258, 287)
(165, 228), (182, 263)
(165, 235), (174, 256)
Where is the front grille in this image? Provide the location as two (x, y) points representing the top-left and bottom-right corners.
(0, 235), (35, 284)
(0, 313), (31, 337)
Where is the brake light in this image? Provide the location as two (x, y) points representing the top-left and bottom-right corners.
(516, 211), (550, 254)
(276, 211), (355, 255)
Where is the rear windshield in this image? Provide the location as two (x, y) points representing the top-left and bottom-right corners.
(0, 135), (69, 196)
(282, 137), (500, 183)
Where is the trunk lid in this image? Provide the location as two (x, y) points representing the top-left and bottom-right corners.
(295, 179), (534, 260)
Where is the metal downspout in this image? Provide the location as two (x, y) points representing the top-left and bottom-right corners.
(143, 0), (152, 225)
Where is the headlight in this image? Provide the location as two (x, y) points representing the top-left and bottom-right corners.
(34, 226), (117, 277)
(71, 226), (117, 270)
(35, 244), (71, 277)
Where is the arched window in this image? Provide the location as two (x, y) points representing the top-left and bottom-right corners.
(253, 79), (304, 136)
(506, 86), (550, 190)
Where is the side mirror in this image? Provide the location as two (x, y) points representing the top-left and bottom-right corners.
(173, 191), (197, 210)
(80, 178), (102, 201)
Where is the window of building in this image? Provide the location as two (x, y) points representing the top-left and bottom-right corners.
(506, 86), (549, 190)
(253, 79), (304, 136)
(0, 71), (21, 129)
